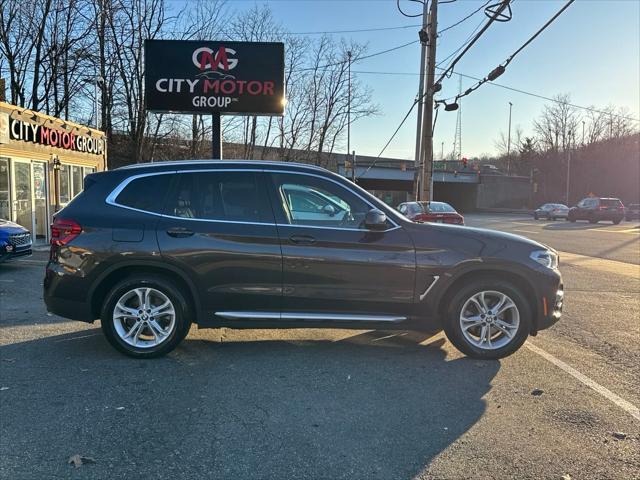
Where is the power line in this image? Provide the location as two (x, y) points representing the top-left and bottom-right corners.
(441, 0), (576, 107)
(438, 0), (491, 35)
(436, 16), (486, 68)
(436, 0), (512, 84)
(298, 39), (418, 72)
(350, 68), (639, 123)
(358, 97), (420, 179)
(397, 0), (423, 19)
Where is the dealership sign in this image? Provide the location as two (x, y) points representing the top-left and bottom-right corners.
(3, 115), (104, 155)
(144, 40), (285, 115)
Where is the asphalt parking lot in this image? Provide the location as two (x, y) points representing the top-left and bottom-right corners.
(1, 214), (639, 479)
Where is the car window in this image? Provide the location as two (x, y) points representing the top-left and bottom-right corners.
(601, 199), (622, 207)
(164, 171), (273, 223)
(271, 173), (372, 229)
(398, 204), (407, 214)
(408, 203), (422, 215)
(115, 174), (173, 214)
(428, 202), (455, 213)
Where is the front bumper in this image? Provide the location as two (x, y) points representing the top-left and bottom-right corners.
(0, 244), (32, 263)
(536, 282), (563, 331)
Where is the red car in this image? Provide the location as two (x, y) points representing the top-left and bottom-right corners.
(397, 201), (464, 225)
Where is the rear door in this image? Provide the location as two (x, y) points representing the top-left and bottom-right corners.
(157, 169), (282, 317)
(266, 171), (416, 319)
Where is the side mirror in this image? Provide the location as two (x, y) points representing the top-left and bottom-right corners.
(364, 208), (388, 230)
(322, 203), (336, 216)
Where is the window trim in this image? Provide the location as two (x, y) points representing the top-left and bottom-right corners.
(106, 169), (401, 232)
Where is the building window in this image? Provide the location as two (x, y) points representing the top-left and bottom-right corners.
(71, 166), (83, 198)
(0, 158), (10, 220)
(59, 165), (70, 205)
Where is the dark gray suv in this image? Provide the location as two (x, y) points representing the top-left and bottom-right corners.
(44, 160), (563, 359)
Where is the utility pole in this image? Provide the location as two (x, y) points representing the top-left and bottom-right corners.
(414, 0), (429, 195)
(441, 141), (444, 160)
(347, 50), (352, 179)
(566, 129), (572, 205)
(506, 101), (513, 174)
(419, 0), (438, 202)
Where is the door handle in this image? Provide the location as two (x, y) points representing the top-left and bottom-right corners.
(166, 227), (194, 238)
(289, 234), (316, 245)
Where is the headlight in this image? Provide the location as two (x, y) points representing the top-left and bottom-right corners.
(530, 250), (559, 269)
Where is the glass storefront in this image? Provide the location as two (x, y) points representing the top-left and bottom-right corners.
(0, 158), (9, 220)
(0, 158), (95, 244)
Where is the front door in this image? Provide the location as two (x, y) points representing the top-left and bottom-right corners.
(32, 161), (49, 243)
(157, 169), (282, 317)
(266, 171), (416, 318)
(11, 160), (32, 235)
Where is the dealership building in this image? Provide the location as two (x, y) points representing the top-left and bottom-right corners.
(0, 102), (106, 244)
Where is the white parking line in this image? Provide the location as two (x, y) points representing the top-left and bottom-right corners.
(526, 342), (640, 422)
(512, 229), (539, 235)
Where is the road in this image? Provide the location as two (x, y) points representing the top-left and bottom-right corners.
(0, 215), (638, 479)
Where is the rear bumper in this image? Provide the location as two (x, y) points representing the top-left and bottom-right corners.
(43, 263), (95, 322)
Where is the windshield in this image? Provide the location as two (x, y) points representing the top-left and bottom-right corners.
(420, 202), (455, 213)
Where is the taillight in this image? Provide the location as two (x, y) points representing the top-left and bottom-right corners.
(50, 218), (82, 246)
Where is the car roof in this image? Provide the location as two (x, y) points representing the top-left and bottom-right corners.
(117, 159), (327, 173)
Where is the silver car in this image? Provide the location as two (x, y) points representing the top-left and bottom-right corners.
(533, 203), (569, 220)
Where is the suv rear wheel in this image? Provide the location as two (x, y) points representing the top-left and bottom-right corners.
(443, 278), (532, 359)
(100, 276), (192, 358)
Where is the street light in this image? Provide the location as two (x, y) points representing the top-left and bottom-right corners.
(507, 101), (513, 175)
(51, 154), (61, 212)
(83, 76), (104, 130)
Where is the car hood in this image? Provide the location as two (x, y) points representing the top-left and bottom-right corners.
(405, 221), (550, 256)
(0, 218), (29, 234)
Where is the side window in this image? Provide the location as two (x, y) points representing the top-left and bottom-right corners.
(398, 204), (407, 214)
(577, 199), (587, 208)
(165, 171), (272, 223)
(271, 173), (371, 229)
(115, 174), (173, 214)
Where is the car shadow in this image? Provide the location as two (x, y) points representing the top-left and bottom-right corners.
(0, 327), (500, 479)
(542, 221), (619, 231)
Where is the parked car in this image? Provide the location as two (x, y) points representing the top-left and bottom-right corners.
(44, 160), (563, 360)
(533, 203), (569, 220)
(0, 219), (32, 263)
(568, 197), (625, 224)
(397, 201), (464, 225)
(624, 203), (640, 221)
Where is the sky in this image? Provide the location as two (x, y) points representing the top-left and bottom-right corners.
(180, 0), (640, 160)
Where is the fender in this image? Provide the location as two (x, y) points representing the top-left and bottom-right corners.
(88, 258), (203, 322)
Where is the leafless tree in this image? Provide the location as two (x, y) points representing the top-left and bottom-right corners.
(533, 93), (581, 152)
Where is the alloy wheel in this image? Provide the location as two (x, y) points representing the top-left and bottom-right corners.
(459, 290), (520, 350)
(112, 287), (176, 348)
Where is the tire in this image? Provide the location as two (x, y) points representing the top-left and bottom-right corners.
(588, 218), (598, 224)
(100, 275), (192, 358)
(443, 278), (532, 360)
(612, 218), (621, 225)
(533, 213), (538, 220)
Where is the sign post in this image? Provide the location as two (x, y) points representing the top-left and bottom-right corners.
(144, 40), (285, 160)
(212, 113), (221, 159)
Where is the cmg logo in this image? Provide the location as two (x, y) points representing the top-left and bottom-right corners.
(192, 46), (238, 72)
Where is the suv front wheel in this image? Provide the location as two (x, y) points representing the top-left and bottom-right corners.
(443, 279), (532, 359)
(100, 276), (192, 358)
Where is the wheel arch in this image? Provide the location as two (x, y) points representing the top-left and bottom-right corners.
(89, 261), (201, 323)
(435, 268), (539, 332)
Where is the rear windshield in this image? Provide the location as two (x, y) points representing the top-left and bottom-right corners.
(601, 199), (623, 207)
(423, 202), (455, 213)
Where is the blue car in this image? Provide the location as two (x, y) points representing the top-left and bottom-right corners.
(0, 218), (33, 263)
